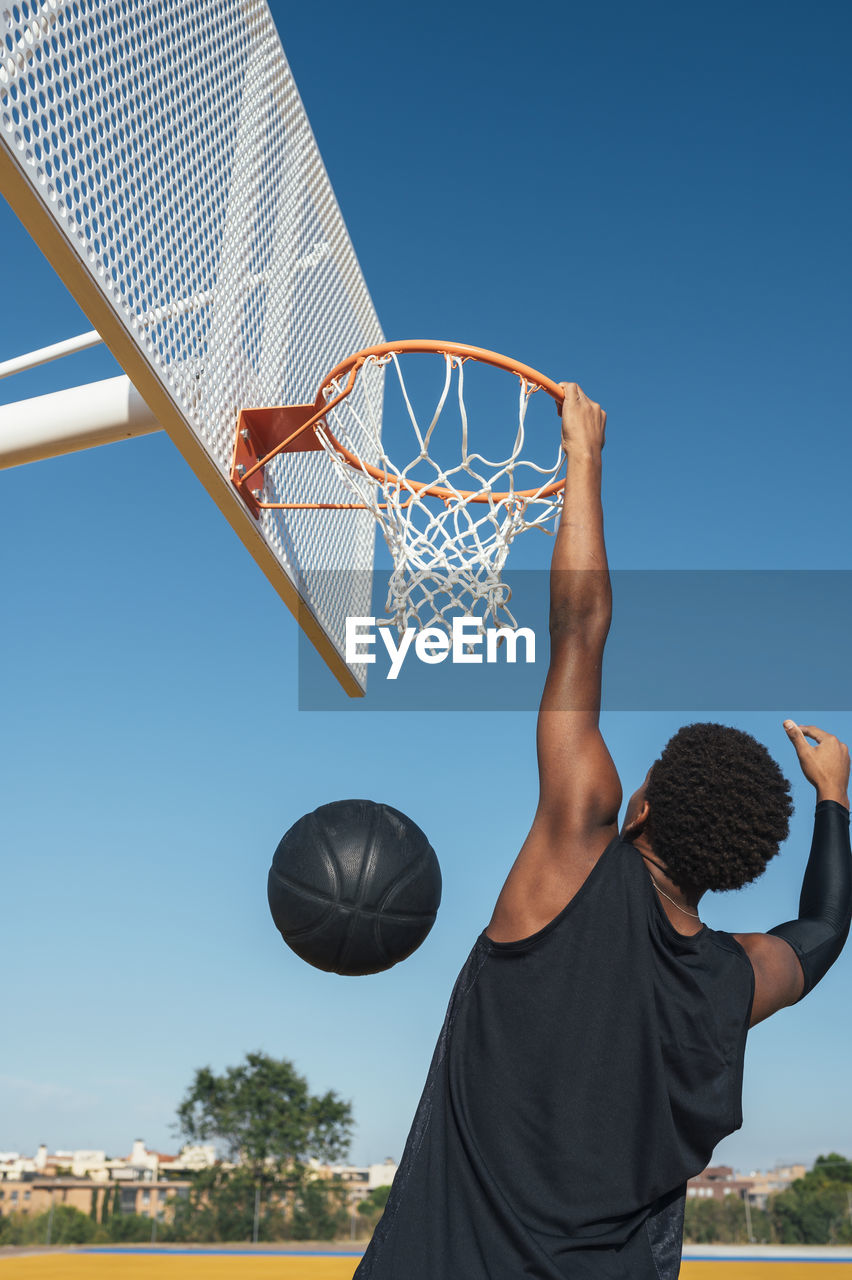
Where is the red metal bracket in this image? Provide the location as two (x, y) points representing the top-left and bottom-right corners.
(230, 405), (324, 517)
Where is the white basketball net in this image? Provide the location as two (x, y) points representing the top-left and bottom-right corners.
(315, 352), (565, 635)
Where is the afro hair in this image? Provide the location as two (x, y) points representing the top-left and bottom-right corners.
(644, 722), (793, 893)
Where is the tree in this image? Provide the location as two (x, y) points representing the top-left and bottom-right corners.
(100, 1183), (120, 1222)
(168, 1166), (261, 1242)
(175, 1051), (353, 1176)
(289, 1176), (349, 1241)
(812, 1153), (852, 1185)
(166, 1164), (345, 1243)
(356, 1184), (392, 1236)
(358, 1185), (392, 1217)
(684, 1195), (761, 1245)
(771, 1153), (852, 1245)
(172, 1051), (354, 1241)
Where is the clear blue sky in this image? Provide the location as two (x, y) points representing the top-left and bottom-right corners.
(1, 0), (851, 1175)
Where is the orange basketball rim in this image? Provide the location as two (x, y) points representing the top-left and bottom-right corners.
(230, 339), (568, 516)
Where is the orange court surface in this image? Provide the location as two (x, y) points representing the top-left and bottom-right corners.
(3, 1248), (852, 1280)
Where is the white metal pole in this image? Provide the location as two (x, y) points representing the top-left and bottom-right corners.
(0, 375), (162, 469)
(0, 330), (103, 380)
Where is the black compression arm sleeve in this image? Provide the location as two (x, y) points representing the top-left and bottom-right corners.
(767, 799), (852, 1000)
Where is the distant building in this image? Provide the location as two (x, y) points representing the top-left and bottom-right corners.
(0, 1139), (215, 1191)
(686, 1162), (806, 1208)
(70, 1151), (107, 1180)
(310, 1157), (398, 1208)
(687, 1165), (755, 1201)
(0, 1177), (191, 1221)
(740, 1164), (807, 1209)
(166, 1144), (217, 1173)
(0, 1138), (394, 1222)
(366, 1159), (397, 1189)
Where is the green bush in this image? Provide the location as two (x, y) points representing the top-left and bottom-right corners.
(94, 1212), (156, 1243)
(167, 1168), (256, 1242)
(0, 1213), (22, 1246)
(683, 1195), (772, 1245)
(289, 1177), (349, 1241)
(164, 1165), (351, 1243)
(0, 1205), (97, 1246)
(356, 1184), (391, 1235)
(358, 1185), (391, 1217)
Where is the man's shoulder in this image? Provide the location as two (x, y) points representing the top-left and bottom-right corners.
(485, 826), (623, 945)
(730, 931), (805, 1026)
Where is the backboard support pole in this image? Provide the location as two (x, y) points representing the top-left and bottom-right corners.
(0, 329), (104, 380)
(0, 375), (162, 469)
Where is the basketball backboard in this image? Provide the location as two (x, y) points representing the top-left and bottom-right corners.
(0, 0), (383, 695)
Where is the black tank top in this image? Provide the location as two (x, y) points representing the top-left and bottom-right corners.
(354, 835), (755, 1280)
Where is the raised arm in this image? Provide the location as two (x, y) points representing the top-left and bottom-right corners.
(534, 383), (621, 835)
(737, 723), (852, 1026)
(486, 384), (621, 943)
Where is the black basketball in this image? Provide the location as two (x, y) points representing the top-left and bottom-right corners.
(267, 799), (442, 976)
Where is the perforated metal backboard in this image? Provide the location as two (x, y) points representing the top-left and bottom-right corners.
(0, 0), (383, 695)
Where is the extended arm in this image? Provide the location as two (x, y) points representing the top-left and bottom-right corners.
(535, 383), (621, 831)
(768, 798), (852, 998)
(739, 723), (852, 1024)
(487, 384), (620, 943)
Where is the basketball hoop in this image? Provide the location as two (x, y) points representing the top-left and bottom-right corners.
(231, 340), (567, 635)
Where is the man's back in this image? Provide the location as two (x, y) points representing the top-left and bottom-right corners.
(354, 835), (753, 1280)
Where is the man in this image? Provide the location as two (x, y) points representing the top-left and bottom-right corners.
(354, 384), (852, 1280)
